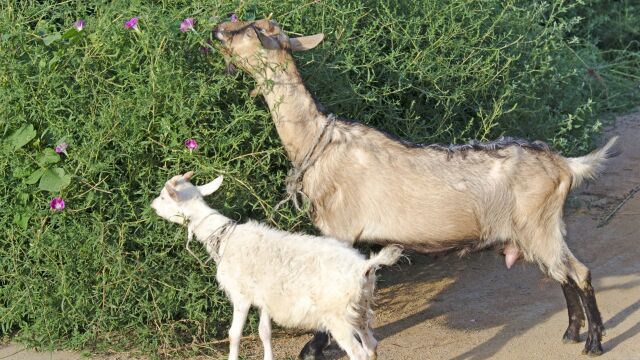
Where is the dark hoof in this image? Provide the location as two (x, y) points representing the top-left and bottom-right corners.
(562, 329), (581, 343)
(299, 344), (325, 360)
(582, 344), (604, 357)
(563, 336), (580, 344)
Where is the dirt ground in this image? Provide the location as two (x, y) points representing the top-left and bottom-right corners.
(1, 111), (638, 360)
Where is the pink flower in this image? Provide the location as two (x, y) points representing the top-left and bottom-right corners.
(50, 197), (65, 211)
(74, 19), (85, 31)
(229, 13), (239, 23)
(54, 142), (68, 154)
(124, 17), (139, 30)
(184, 139), (198, 151)
(180, 17), (195, 33)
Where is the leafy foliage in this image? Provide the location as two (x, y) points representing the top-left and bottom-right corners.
(0, 0), (638, 356)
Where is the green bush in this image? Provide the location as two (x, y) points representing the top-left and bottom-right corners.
(1, 0), (638, 356)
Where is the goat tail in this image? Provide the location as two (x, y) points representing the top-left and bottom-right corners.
(364, 245), (403, 274)
(565, 136), (619, 189)
(348, 245), (403, 330)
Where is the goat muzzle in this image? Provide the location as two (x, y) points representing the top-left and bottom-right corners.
(225, 61), (237, 75)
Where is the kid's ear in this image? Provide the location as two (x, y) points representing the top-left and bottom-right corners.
(166, 184), (179, 200)
(198, 176), (224, 196)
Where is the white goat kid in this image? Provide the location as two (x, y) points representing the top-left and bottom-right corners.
(151, 172), (402, 360)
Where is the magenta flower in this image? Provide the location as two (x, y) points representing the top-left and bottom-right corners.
(180, 17), (195, 33)
(229, 13), (239, 23)
(184, 139), (198, 151)
(50, 197), (65, 211)
(74, 19), (85, 31)
(124, 17), (139, 30)
(54, 142), (68, 154)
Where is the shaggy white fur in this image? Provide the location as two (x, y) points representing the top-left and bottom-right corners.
(151, 172), (402, 360)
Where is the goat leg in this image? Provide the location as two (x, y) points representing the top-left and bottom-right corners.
(570, 275), (605, 356)
(561, 281), (585, 343)
(299, 331), (330, 360)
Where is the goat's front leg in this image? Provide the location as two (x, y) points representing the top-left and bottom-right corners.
(259, 307), (274, 360)
(228, 299), (250, 360)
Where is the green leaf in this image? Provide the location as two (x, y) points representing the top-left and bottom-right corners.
(37, 148), (60, 166)
(12, 166), (32, 179)
(244, 5), (258, 21)
(13, 213), (30, 230)
(42, 33), (61, 46)
(25, 168), (46, 184)
(4, 124), (36, 150)
(38, 168), (71, 192)
(18, 192), (29, 204)
(62, 28), (79, 40)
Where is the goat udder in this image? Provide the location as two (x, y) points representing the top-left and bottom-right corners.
(504, 245), (520, 269)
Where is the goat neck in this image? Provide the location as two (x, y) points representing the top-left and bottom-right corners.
(257, 59), (330, 165)
(183, 201), (230, 242)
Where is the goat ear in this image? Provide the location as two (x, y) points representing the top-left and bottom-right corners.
(166, 184), (179, 201)
(290, 33), (324, 51)
(257, 30), (282, 50)
(198, 176), (224, 196)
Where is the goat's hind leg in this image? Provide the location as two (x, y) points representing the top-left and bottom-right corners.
(299, 331), (330, 360)
(329, 324), (368, 360)
(566, 256), (605, 356)
(529, 231), (604, 356)
(561, 280), (586, 343)
(355, 326), (378, 360)
(543, 246), (604, 355)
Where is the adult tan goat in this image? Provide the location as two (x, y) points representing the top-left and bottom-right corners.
(213, 18), (617, 358)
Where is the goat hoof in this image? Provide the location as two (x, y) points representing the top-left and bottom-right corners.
(299, 345), (325, 360)
(582, 344), (604, 357)
(563, 336), (580, 344)
(299, 352), (324, 360)
(562, 329), (581, 344)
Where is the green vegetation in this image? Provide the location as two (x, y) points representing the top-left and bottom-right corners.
(1, 0), (638, 356)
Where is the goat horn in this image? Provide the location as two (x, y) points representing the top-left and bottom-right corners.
(183, 171), (194, 180)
